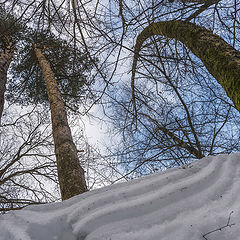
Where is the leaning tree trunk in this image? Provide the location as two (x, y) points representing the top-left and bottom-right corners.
(34, 45), (87, 200)
(0, 42), (14, 125)
(132, 20), (240, 113)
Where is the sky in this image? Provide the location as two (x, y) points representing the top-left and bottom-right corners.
(1, 151), (240, 240)
(82, 111), (109, 147)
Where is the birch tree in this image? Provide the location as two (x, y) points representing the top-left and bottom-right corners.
(0, 106), (57, 212)
(104, 0), (240, 176)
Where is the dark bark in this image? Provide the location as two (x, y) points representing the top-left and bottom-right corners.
(34, 46), (87, 200)
(0, 42), (14, 125)
(132, 20), (240, 113)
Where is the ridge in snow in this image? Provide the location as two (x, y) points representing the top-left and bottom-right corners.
(1, 153), (240, 240)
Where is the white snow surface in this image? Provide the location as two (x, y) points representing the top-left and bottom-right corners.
(1, 153), (240, 240)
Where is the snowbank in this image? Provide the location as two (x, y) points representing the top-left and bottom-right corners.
(1, 153), (240, 240)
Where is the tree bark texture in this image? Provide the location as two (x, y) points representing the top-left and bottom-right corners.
(132, 20), (240, 112)
(34, 46), (87, 200)
(0, 43), (13, 125)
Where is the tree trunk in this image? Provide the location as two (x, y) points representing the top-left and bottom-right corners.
(132, 20), (240, 112)
(0, 43), (14, 125)
(34, 46), (87, 200)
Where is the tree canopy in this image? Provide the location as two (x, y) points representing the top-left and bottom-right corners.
(8, 30), (94, 109)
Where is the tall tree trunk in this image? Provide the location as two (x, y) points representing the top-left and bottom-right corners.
(132, 20), (240, 112)
(0, 42), (14, 125)
(34, 46), (87, 200)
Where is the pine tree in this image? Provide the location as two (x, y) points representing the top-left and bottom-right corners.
(34, 45), (87, 200)
(9, 31), (94, 200)
(0, 7), (23, 124)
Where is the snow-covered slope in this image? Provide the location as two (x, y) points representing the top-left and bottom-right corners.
(1, 153), (240, 240)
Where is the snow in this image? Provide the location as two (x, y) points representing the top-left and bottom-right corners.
(1, 153), (240, 240)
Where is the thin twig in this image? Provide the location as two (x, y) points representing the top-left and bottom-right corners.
(202, 211), (235, 240)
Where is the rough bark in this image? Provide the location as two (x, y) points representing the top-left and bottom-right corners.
(34, 46), (87, 200)
(132, 20), (240, 112)
(0, 42), (14, 125)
